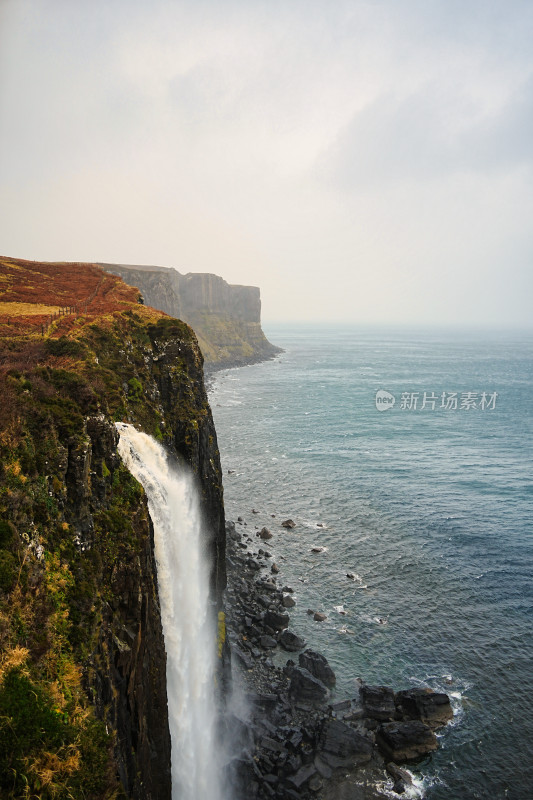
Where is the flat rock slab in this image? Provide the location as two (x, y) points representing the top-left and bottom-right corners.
(376, 721), (438, 763)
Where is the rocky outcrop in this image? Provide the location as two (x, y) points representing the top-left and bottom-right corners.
(100, 262), (282, 369)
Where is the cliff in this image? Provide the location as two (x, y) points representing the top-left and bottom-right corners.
(0, 257), (226, 799)
(99, 262), (282, 370)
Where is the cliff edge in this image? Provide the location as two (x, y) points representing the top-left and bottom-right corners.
(99, 262), (282, 370)
(0, 256), (226, 799)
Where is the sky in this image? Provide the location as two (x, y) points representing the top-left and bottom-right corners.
(1, 0), (532, 326)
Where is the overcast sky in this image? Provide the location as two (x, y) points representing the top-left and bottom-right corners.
(1, 0), (532, 326)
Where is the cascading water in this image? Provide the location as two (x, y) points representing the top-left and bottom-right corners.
(116, 423), (222, 800)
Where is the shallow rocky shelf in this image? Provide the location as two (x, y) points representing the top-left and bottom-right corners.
(223, 518), (453, 799)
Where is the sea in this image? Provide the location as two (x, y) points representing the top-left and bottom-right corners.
(209, 324), (533, 800)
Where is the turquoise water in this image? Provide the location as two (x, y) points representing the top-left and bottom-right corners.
(210, 325), (533, 800)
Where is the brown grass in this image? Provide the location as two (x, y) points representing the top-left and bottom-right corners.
(0, 301), (61, 317)
(0, 256), (145, 338)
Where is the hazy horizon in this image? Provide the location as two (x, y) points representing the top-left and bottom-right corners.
(1, 1), (532, 327)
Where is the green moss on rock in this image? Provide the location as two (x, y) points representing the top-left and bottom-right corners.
(0, 304), (224, 799)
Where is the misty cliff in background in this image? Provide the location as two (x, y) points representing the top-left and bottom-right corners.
(101, 263), (281, 370)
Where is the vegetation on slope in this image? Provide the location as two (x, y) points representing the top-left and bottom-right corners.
(0, 258), (214, 798)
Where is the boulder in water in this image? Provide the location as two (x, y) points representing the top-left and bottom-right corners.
(281, 519), (296, 528)
(395, 688), (453, 729)
(279, 630), (306, 652)
(386, 762), (414, 794)
(376, 721), (438, 763)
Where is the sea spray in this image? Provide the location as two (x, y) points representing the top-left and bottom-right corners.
(116, 423), (221, 800)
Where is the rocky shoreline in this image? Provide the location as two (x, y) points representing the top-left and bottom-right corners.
(222, 516), (453, 800)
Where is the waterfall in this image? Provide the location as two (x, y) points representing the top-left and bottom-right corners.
(116, 423), (221, 800)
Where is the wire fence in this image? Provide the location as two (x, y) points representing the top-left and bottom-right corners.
(0, 275), (108, 337)
(40, 277), (105, 335)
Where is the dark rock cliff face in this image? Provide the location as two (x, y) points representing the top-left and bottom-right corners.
(67, 416), (171, 800)
(100, 262), (281, 369)
(0, 306), (226, 799)
(84, 317), (227, 795)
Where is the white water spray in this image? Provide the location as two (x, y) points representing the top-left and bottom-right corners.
(116, 423), (221, 800)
